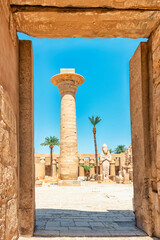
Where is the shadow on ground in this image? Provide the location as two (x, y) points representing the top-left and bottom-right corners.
(34, 209), (147, 237)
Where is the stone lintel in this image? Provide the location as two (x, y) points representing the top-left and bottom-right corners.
(12, 10), (160, 39)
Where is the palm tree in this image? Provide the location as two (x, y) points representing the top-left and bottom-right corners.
(41, 136), (60, 176)
(109, 148), (113, 154)
(79, 164), (94, 180)
(88, 116), (102, 180)
(114, 145), (126, 154)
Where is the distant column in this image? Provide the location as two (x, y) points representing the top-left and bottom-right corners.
(79, 159), (85, 176)
(99, 161), (102, 174)
(123, 172), (130, 184)
(57, 156), (60, 179)
(110, 160), (116, 181)
(90, 158), (95, 176)
(35, 157), (45, 180)
(120, 153), (125, 170)
(52, 159), (57, 179)
(51, 69), (84, 180)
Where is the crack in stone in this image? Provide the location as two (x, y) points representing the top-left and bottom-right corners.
(10, 5), (160, 14)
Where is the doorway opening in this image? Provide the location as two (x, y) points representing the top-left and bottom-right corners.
(18, 34), (148, 237)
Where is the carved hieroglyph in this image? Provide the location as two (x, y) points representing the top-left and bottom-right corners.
(0, 86), (16, 133)
(0, 85), (18, 240)
(0, 86), (17, 168)
(12, 10), (160, 39)
(51, 69), (84, 180)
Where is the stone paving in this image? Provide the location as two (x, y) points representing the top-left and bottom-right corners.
(19, 237), (159, 240)
(29, 182), (150, 238)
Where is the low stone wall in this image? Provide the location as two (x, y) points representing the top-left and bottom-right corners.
(34, 152), (131, 182)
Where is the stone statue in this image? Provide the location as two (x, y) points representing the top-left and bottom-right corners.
(100, 144), (111, 180)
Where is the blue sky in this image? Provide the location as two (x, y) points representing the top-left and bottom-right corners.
(18, 33), (147, 154)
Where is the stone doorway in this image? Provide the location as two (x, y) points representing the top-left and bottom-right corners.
(1, 2), (159, 239)
(18, 28), (160, 240)
(18, 36), (156, 238)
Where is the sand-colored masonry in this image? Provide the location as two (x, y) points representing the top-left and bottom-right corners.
(0, 1), (160, 239)
(51, 69), (84, 180)
(19, 40), (35, 236)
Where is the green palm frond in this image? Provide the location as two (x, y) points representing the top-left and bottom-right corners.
(88, 116), (102, 127)
(109, 148), (113, 154)
(41, 136), (60, 147)
(114, 145), (126, 154)
(79, 164), (94, 171)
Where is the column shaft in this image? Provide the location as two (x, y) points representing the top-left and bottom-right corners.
(60, 92), (78, 180)
(51, 69), (84, 181)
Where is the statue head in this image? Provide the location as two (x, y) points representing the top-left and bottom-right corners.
(102, 144), (108, 154)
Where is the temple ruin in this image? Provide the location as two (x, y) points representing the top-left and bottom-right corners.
(35, 145), (133, 185)
(0, 1), (160, 239)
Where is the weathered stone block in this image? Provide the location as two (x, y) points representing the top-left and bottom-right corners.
(0, 85), (18, 240)
(0, 0), (10, 22)
(19, 40), (35, 236)
(152, 24), (160, 52)
(19, 208), (35, 236)
(1, 166), (17, 203)
(5, 199), (18, 240)
(130, 42), (153, 235)
(152, 45), (160, 80)
(12, 10), (160, 39)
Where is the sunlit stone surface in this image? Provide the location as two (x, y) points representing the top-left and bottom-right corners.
(27, 183), (151, 237)
(51, 69), (84, 180)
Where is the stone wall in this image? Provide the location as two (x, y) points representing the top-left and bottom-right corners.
(18, 40), (35, 236)
(130, 42), (153, 235)
(130, 30), (160, 238)
(35, 153), (125, 163)
(0, 2), (19, 240)
(34, 152), (126, 180)
(149, 23), (160, 238)
(0, 0), (159, 238)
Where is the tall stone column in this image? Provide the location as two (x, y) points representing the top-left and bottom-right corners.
(51, 69), (84, 180)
